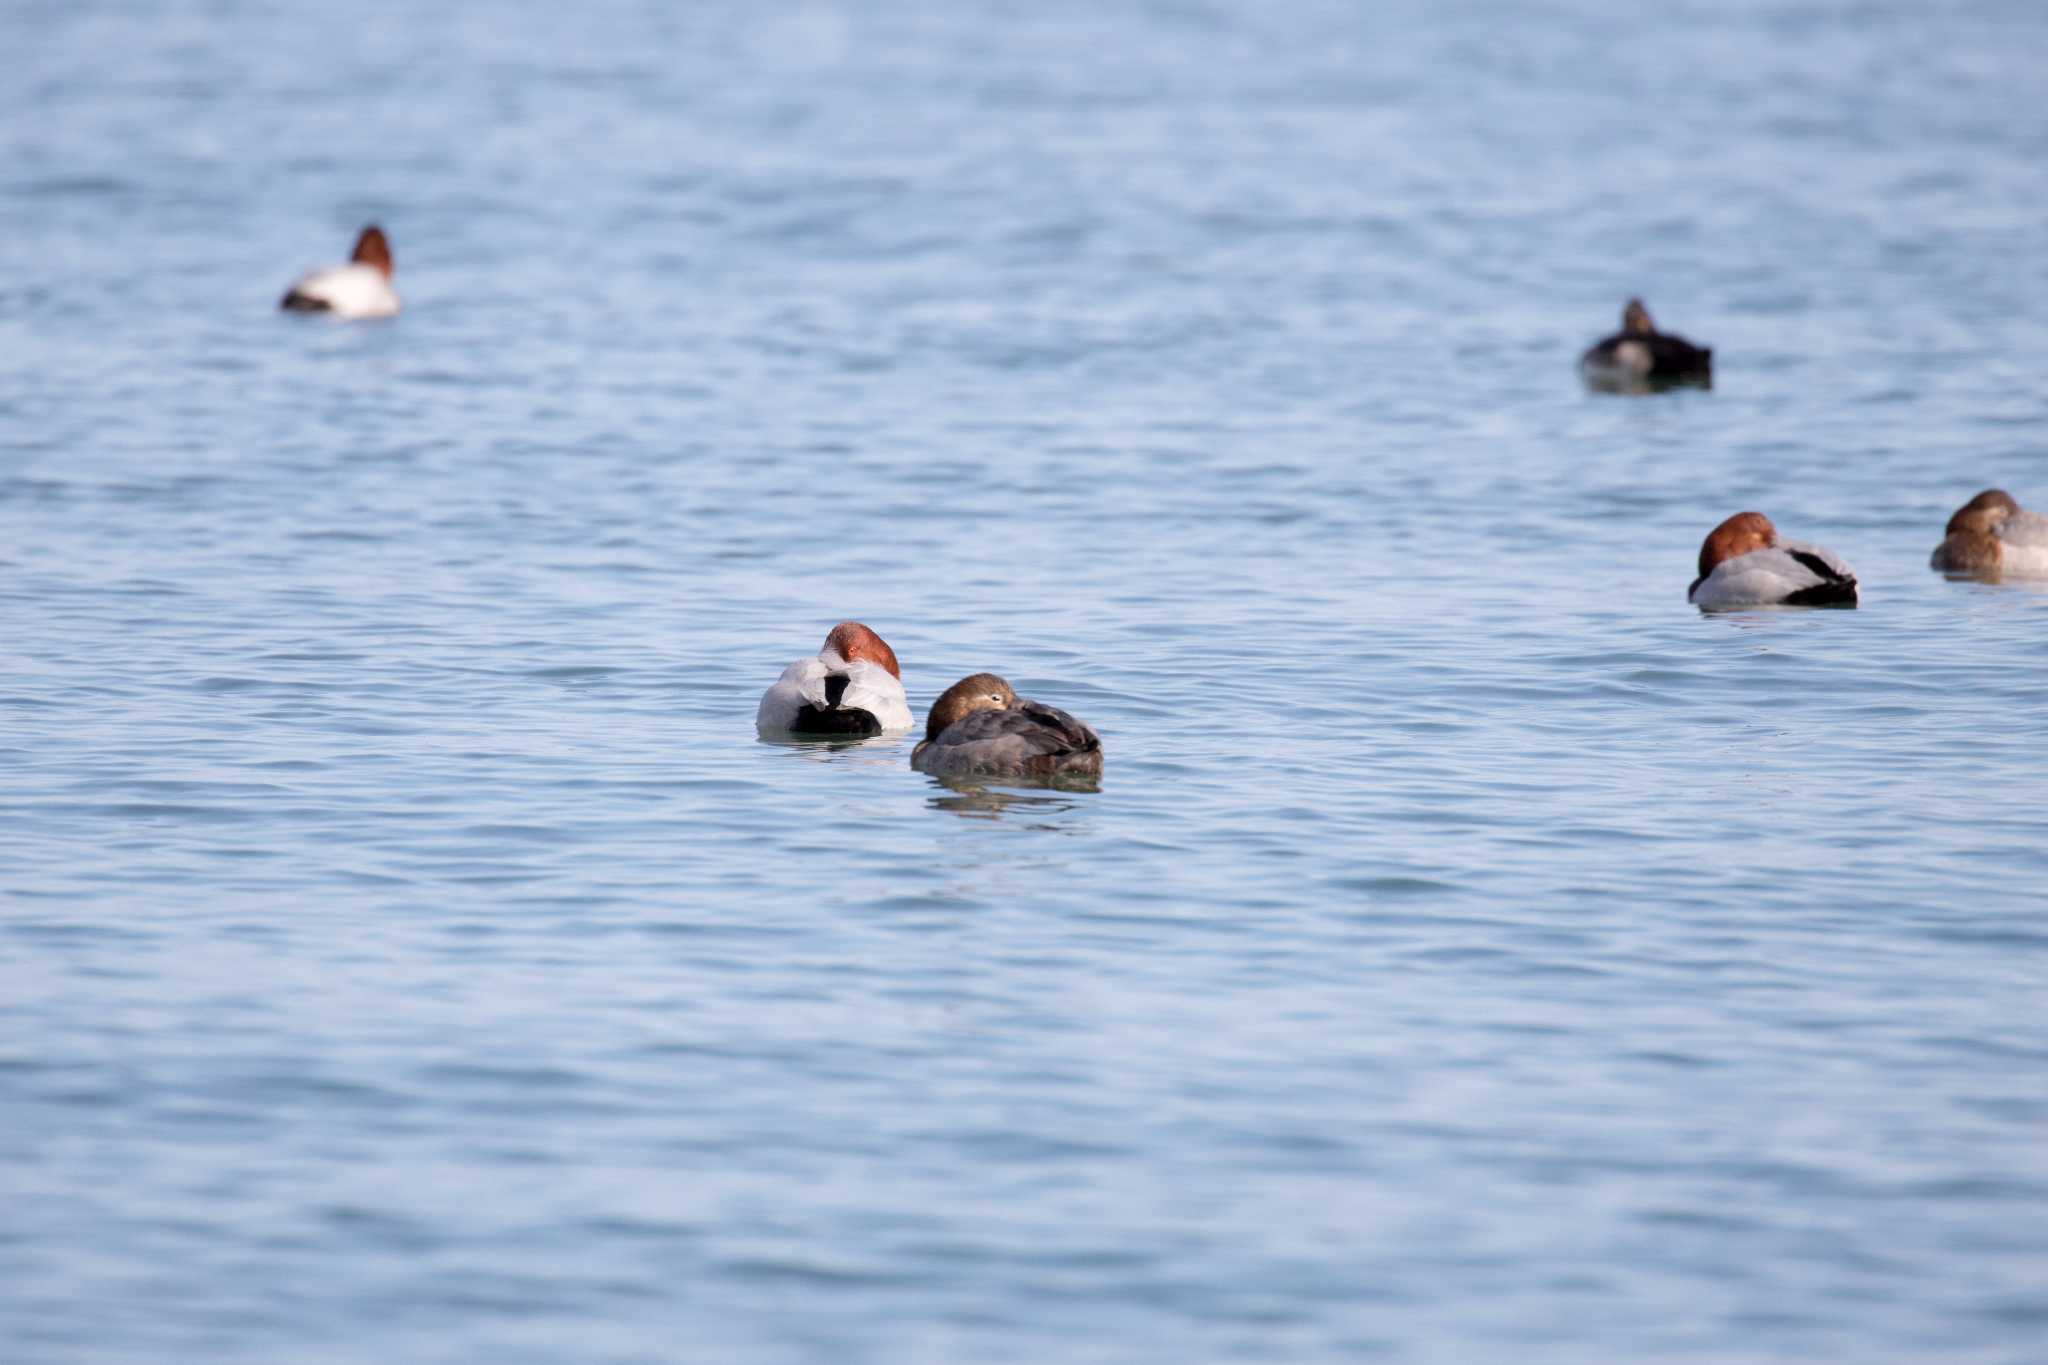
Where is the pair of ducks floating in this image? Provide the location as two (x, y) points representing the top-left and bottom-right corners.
(275, 229), (1074, 779)
(284, 226), (1703, 368)
(1675, 488), (2047, 609)
(277, 224), (1713, 391)
(757, 624), (1104, 781)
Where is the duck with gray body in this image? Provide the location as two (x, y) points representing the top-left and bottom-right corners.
(1688, 511), (1857, 609)
(912, 673), (1103, 780)
(1580, 298), (1712, 388)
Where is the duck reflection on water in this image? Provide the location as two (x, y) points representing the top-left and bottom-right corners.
(923, 775), (1100, 822)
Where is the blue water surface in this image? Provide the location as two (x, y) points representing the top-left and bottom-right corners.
(4, 1), (2047, 1361)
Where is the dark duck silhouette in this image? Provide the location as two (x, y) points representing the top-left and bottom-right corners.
(1580, 297), (1712, 389)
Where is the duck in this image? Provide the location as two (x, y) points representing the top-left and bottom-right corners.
(1580, 297), (1712, 387)
(1929, 489), (2048, 579)
(756, 622), (913, 737)
(1689, 511), (1858, 609)
(280, 224), (401, 319)
(911, 673), (1103, 780)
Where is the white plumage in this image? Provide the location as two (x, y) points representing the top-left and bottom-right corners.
(281, 225), (401, 319)
(757, 654), (913, 734)
(281, 262), (401, 319)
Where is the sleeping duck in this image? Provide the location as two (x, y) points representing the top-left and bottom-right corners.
(1929, 489), (2048, 580)
(280, 224), (401, 319)
(1689, 511), (1857, 609)
(757, 622), (913, 737)
(911, 673), (1102, 780)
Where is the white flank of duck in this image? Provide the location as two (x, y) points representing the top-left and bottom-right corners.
(281, 225), (401, 319)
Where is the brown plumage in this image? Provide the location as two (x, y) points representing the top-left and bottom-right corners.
(822, 621), (900, 679)
(912, 673), (1103, 781)
(1932, 489), (2021, 575)
(1696, 511), (1778, 582)
(350, 225), (393, 277)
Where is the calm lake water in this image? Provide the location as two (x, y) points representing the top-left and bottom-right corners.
(5, 1), (2047, 1360)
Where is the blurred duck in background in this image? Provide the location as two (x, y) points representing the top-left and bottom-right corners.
(280, 224), (401, 319)
(1580, 297), (1712, 389)
(1929, 489), (2048, 580)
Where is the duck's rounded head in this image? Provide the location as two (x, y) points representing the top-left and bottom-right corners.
(820, 621), (901, 678)
(1622, 297), (1656, 335)
(1933, 489), (2020, 575)
(925, 672), (1017, 742)
(1945, 488), (2019, 536)
(1698, 511), (1777, 579)
(352, 225), (393, 278)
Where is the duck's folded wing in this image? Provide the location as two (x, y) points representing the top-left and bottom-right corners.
(1014, 701), (1102, 754)
(1775, 542), (1858, 605)
(935, 705), (1099, 760)
(1648, 334), (1709, 365)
